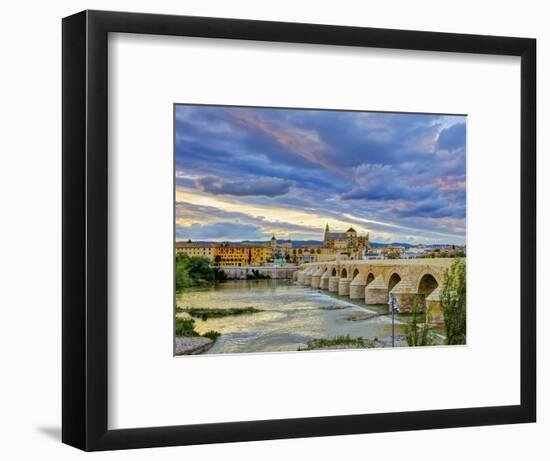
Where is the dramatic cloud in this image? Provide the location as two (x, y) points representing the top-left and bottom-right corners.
(341, 163), (438, 202)
(436, 123), (467, 151)
(195, 176), (293, 197)
(174, 105), (467, 244)
(176, 222), (268, 241)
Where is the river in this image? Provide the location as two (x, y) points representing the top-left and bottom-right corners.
(175, 279), (419, 354)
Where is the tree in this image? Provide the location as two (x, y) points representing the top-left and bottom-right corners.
(186, 256), (216, 284)
(440, 259), (466, 345)
(406, 297), (432, 347)
(175, 254), (192, 292)
(213, 254), (222, 266)
(175, 254), (218, 292)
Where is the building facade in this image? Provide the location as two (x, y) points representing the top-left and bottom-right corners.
(175, 241), (273, 267)
(176, 225), (372, 267)
(323, 224), (369, 254)
(291, 225), (370, 264)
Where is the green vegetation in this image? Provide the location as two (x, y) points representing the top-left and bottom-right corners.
(175, 316), (221, 342)
(246, 269), (271, 280)
(175, 317), (200, 337)
(406, 297), (432, 347)
(300, 335), (375, 350)
(440, 258), (467, 345)
(175, 254), (226, 292)
(202, 330), (221, 341)
(183, 306), (261, 320)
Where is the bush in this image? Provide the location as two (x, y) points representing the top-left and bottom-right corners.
(175, 317), (198, 336)
(175, 254), (219, 292)
(175, 316), (221, 342)
(183, 306), (261, 320)
(202, 330), (221, 341)
(406, 297), (432, 347)
(440, 259), (466, 345)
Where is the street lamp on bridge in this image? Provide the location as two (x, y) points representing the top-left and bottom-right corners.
(389, 293), (399, 347)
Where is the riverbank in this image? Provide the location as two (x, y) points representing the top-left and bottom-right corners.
(174, 317), (221, 355)
(299, 335), (381, 350)
(175, 336), (215, 355)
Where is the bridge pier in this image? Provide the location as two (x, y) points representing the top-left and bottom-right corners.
(389, 278), (417, 313)
(296, 260), (452, 327)
(328, 276), (340, 292)
(338, 278), (351, 296)
(320, 270), (330, 289)
(310, 267), (324, 288)
(365, 275), (388, 304)
(303, 268), (314, 286)
(349, 273), (366, 300)
(426, 287), (443, 324)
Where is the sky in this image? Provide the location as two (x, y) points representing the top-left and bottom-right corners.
(175, 105), (466, 245)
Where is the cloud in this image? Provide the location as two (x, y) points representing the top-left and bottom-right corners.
(394, 197), (465, 219)
(195, 176), (293, 197)
(341, 163), (438, 202)
(231, 109), (338, 173)
(436, 123), (466, 151)
(176, 222), (268, 241)
(174, 105), (467, 244)
(175, 200), (327, 238)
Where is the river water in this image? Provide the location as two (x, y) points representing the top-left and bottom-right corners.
(176, 280), (415, 354)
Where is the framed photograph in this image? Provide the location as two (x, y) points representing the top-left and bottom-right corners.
(62, 10), (536, 451)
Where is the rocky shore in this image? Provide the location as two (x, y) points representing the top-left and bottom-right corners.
(175, 336), (214, 355)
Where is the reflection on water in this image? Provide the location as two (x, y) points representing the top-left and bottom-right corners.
(176, 280), (409, 354)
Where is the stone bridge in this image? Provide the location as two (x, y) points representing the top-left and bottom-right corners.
(293, 258), (457, 323)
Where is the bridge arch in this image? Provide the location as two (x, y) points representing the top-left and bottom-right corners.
(388, 272), (401, 292)
(417, 273), (439, 296)
(352, 268), (360, 278)
(341, 268), (348, 279)
(366, 272), (375, 286)
(331, 267), (337, 276)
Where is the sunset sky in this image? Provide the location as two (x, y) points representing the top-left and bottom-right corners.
(175, 105), (466, 244)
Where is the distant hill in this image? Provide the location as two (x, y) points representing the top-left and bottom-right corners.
(290, 240), (323, 248)
(369, 242), (413, 248)
(369, 242), (458, 248)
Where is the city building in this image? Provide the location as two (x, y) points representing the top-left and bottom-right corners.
(176, 224), (372, 266)
(175, 242), (218, 260)
(291, 224), (370, 263)
(270, 234), (293, 260)
(175, 241), (273, 267)
(214, 243), (273, 266)
(323, 224), (369, 254)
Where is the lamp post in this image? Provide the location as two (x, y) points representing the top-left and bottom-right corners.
(389, 293), (399, 347)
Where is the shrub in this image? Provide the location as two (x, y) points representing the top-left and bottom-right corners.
(202, 330), (221, 341)
(440, 259), (466, 345)
(406, 297), (432, 347)
(175, 317), (198, 336)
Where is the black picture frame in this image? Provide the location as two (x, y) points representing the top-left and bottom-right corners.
(62, 9), (536, 451)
